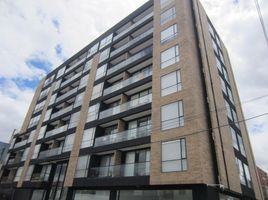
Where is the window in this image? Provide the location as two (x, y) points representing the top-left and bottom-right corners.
(40, 165), (51, 181)
(39, 87), (50, 100)
(44, 75), (55, 87)
(14, 167), (23, 182)
(160, 7), (176, 25)
(230, 127), (239, 151)
(83, 59), (93, 73)
(81, 128), (95, 148)
(161, 70), (181, 96)
(99, 48), (110, 63)
(54, 79), (61, 91)
(244, 164), (252, 188)
(100, 33), (113, 49)
(31, 190), (46, 200)
(86, 104), (99, 122)
(237, 134), (246, 156)
(220, 76), (227, 95)
(56, 66), (65, 79)
(88, 43), (99, 58)
(34, 101), (45, 114)
(21, 147), (30, 161)
(49, 93), (57, 106)
(161, 24), (177, 44)
(69, 112), (80, 128)
(43, 109), (52, 122)
(95, 64), (107, 80)
(79, 75), (89, 89)
(161, 101), (184, 130)
(75, 155), (90, 178)
(236, 158), (246, 185)
(160, 45), (179, 68)
(74, 92), (85, 107)
(38, 126), (46, 140)
(28, 115), (40, 128)
(24, 165), (34, 181)
(74, 190), (109, 200)
(91, 83), (103, 100)
(160, 0), (174, 9)
(63, 133), (75, 152)
(32, 144), (41, 159)
(208, 23), (215, 38)
(27, 130), (35, 143)
(162, 139), (187, 172)
(118, 190), (193, 200)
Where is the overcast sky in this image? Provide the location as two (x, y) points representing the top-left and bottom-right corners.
(0, 0), (267, 171)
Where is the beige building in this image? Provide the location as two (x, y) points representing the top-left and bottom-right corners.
(0, 0), (263, 200)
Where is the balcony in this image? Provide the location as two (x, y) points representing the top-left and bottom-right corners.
(13, 140), (27, 149)
(0, 176), (13, 184)
(50, 105), (73, 119)
(110, 28), (153, 58)
(38, 147), (62, 159)
(65, 59), (85, 74)
(99, 93), (152, 119)
(103, 69), (152, 96)
(114, 12), (153, 41)
(95, 125), (151, 147)
(45, 125), (68, 138)
(88, 162), (150, 178)
(31, 173), (49, 182)
(61, 71), (83, 87)
(107, 47), (152, 75)
(56, 87), (78, 103)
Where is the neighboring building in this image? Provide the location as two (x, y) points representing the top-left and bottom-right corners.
(257, 167), (268, 200)
(0, 142), (9, 167)
(0, 0), (264, 200)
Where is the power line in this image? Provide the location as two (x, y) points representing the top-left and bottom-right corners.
(253, 0), (268, 46)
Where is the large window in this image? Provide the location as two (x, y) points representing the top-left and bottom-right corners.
(31, 190), (46, 200)
(74, 92), (85, 107)
(244, 164), (252, 188)
(14, 167), (23, 182)
(79, 75), (89, 89)
(86, 104), (99, 122)
(160, 45), (179, 69)
(118, 190), (193, 200)
(161, 70), (181, 96)
(236, 158), (246, 185)
(43, 109), (52, 122)
(21, 147), (30, 161)
(160, 0), (174, 9)
(230, 127), (239, 151)
(74, 190), (109, 200)
(32, 144), (41, 159)
(69, 111), (81, 128)
(161, 24), (177, 44)
(56, 67), (65, 79)
(83, 59), (93, 73)
(63, 133), (75, 152)
(237, 134), (246, 156)
(160, 7), (176, 25)
(100, 33), (113, 49)
(88, 43), (99, 57)
(91, 83), (103, 100)
(99, 48), (110, 63)
(24, 165), (34, 181)
(161, 101), (184, 130)
(161, 139), (187, 172)
(95, 64), (107, 80)
(75, 155), (90, 178)
(81, 128), (95, 148)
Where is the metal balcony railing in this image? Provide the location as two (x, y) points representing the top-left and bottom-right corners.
(38, 147), (62, 159)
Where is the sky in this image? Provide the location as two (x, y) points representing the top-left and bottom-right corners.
(0, 0), (267, 171)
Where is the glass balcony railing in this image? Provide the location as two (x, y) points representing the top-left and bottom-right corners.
(110, 28), (153, 57)
(103, 70), (152, 96)
(94, 125), (151, 147)
(7, 158), (15, 165)
(61, 71), (82, 87)
(50, 105), (73, 119)
(38, 147), (63, 159)
(45, 125), (68, 138)
(87, 161), (150, 178)
(65, 59), (86, 74)
(31, 173), (50, 182)
(114, 12), (153, 41)
(99, 94), (152, 119)
(56, 87), (78, 103)
(107, 47), (152, 75)
(13, 140), (27, 149)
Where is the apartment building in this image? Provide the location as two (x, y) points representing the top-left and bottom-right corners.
(0, 0), (263, 199)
